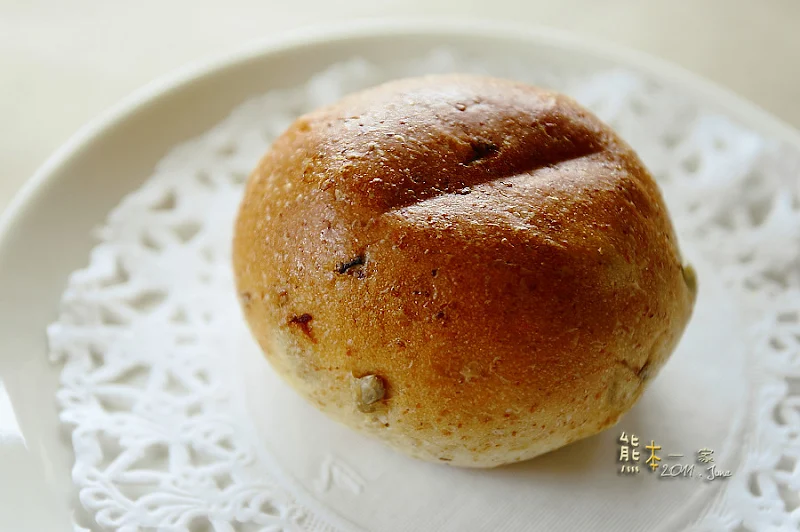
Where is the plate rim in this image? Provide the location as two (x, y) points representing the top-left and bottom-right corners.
(2, 18), (800, 247)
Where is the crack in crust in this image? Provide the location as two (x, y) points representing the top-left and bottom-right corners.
(373, 129), (606, 215)
(615, 358), (651, 380)
(386, 149), (605, 217)
(296, 76), (618, 216)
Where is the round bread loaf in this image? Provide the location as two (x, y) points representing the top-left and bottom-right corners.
(233, 75), (697, 468)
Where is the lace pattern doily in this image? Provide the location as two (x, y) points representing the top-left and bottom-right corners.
(47, 51), (800, 531)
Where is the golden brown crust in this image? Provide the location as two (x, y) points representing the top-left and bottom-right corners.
(233, 75), (696, 467)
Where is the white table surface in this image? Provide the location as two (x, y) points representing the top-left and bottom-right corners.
(2, 0), (799, 216)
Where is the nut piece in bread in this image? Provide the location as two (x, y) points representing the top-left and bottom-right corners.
(233, 75), (697, 468)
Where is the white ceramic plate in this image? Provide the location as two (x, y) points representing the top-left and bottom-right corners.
(1, 21), (799, 531)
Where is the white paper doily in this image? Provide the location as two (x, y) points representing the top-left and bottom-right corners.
(48, 51), (800, 531)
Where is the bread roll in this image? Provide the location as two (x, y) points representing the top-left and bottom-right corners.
(233, 75), (697, 468)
